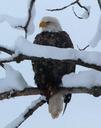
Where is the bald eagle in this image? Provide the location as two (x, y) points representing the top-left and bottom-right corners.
(32, 16), (75, 118)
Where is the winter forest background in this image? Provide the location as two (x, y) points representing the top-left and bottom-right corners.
(0, 0), (101, 128)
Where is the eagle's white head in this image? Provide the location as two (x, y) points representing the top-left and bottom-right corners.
(39, 16), (62, 32)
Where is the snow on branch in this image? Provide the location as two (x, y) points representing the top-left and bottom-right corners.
(5, 97), (46, 128)
(1, 67), (101, 100)
(0, 37), (101, 71)
(47, 0), (90, 19)
(1, 64), (101, 100)
(0, 65), (101, 100)
(0, 0), (35, 38)
(63, 70), (101, 88)
(0, 64), (28, 93)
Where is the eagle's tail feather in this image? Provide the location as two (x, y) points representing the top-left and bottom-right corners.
(48, 93), (64, 119)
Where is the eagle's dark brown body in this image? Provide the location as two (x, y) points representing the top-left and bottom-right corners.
(32, 31), (75, 100)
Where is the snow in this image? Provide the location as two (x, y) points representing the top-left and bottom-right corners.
(0, 64), (28, 93)
(0, 0), (35, 35)
(14, 36), (101, 66)
(5, 96), (46, 128)
(89, 15), (101, 47)
(0, 54), (17, 63)
(5, 116), (24, 128)
(62, 70), (101, 88)
(14, 36), (77, 59)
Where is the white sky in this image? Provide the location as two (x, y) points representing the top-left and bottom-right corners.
(0, 0), (101, 128)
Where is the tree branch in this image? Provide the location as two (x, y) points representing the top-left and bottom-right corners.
(0, 86), (101, 101)
(77, 44), (90, 51)
(0, 52), (101, 72)
(0, 45), (14, 55)
(15, 0), (35, 38)
(60, 86), (101, 97)
(17, 100), (46, 128)
(0, 87), (41, 100)
(5, 97), (46, 128)
(0, 44), (101, 71)
(46, 0), (79, 11)
(47, 0), (89, 19)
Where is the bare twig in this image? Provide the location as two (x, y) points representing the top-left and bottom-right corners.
(25, 0), (35, 38)
(72, 1), (89, 19)
(15, 0), (35, 38)
(77, 44), (90, 51)
(47, 0), (79, 11)
(72, 6), (84, 19)
(47, 0), (89, 19)
(77, 2), (89, 15)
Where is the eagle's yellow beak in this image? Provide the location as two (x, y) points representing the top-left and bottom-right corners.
(39, 21), (47, 28)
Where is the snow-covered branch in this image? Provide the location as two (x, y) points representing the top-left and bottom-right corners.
(5, 97), (46, 128)
(0, 37), (101, 71)
(0, 64), (28, 93)
(1, 67), (101, 100)
(1, 53), (101, 72)
(1, 69), (101, 100)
